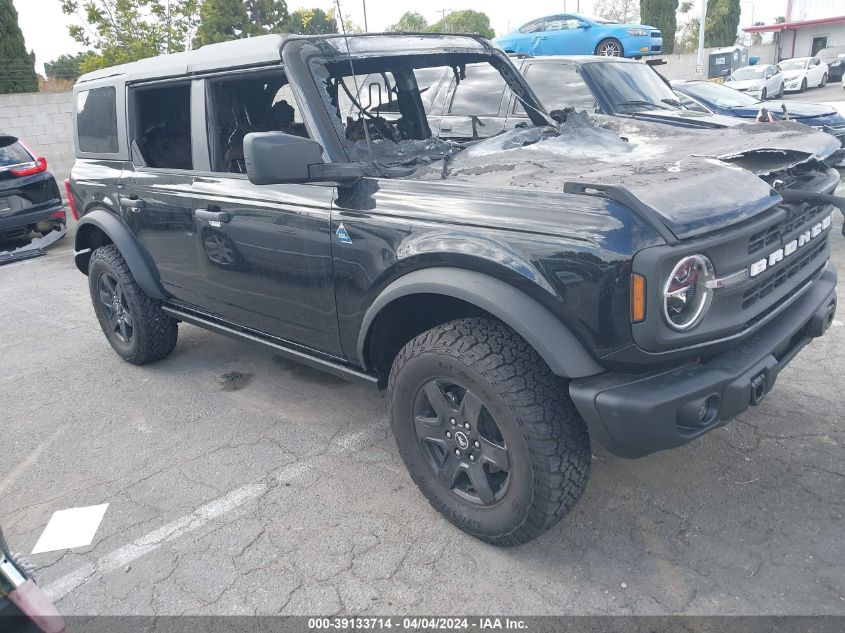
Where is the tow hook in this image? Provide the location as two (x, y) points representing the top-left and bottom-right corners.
(750, 374), (767, 406)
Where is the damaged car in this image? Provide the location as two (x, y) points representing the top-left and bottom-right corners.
(0, 133), (67, 264)
(70, 34), (840, 545)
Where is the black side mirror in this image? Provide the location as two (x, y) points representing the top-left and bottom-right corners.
(0, 135), (17, 149)
(244, 132), (366, 185)
(244, 132), (324, 185)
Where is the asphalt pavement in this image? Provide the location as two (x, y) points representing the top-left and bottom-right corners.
(0, 96), (843, 617)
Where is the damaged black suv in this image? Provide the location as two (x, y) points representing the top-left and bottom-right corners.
(68, 34), (840, 546)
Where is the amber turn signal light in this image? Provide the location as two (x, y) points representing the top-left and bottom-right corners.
(631, 274), (646, 323)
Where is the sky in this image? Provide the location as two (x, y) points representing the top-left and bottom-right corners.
(15, 0), (788, 76)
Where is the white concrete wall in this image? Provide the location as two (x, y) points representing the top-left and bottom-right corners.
(658, 45), (777, 80)
(0, 91), (75, 187)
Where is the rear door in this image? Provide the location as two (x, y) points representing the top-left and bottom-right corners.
(121, 80), (201, 305)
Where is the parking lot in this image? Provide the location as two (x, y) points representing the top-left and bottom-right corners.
(1, 83), (845, 617)
(0, 212), (841, 617)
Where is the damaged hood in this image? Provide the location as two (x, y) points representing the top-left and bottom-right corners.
(410, 112), (840, 240)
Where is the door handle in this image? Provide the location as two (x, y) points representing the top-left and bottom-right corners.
(119, 196), (145, 211)
(194, 207), (231, 223)
(440, 124), (453, 131)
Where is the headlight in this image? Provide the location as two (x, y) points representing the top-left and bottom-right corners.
(627, 28), (648, 36)
(663, 255), (714, 331)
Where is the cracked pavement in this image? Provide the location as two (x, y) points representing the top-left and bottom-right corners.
(1, 204), (843, 617)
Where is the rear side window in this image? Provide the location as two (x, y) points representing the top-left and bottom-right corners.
(448, 64), (507, 116)
(77, 87), (119, 154)
(519, 19), (544, 34)
(131, 84), (192, 170)
(0, 140), (31, 167)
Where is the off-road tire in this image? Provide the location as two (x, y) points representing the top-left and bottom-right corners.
(88, 244), (178, 365)
(388, 317), (591, 546)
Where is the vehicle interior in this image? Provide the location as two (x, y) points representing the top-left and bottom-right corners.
(318, 53), (545, 155)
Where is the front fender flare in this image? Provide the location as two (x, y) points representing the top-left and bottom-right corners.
(74, 209), (166, 300)
(357, 268), (604, 379)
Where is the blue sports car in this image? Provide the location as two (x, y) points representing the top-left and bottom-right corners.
(495, 13), (662, 58)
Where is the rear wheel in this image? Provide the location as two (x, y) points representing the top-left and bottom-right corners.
(820, 72), (828, 87)
(777, 83), (784, 98)
(595, 38), (624, 57)
(88, 244), (178, 365)
(389, 318), (591, 546)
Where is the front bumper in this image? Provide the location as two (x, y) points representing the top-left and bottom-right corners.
(570, 266), (838, 458)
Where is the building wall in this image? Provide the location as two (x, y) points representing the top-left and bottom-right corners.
(789, 0), (845, 22)
(0, 91), (75, 187)
(787, 22), (845, 59)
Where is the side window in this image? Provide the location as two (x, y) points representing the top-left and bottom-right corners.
(545, 15), (576, 31)
(516, 63), (594, 114)
(519, 19), (544, 34)
(448, 64), (507, 116)
(131, 83), (192, 170)
(77, 87), (118, 154)
(207, 72), (308, 173)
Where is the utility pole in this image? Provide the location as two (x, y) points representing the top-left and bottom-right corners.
(362, 0), (369, 32)
(696, 0), (707, 77)
(438, 9), (451, 21)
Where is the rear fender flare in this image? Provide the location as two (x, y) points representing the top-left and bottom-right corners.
(74, 209), (166, 300)
(357, 267), (604, 379)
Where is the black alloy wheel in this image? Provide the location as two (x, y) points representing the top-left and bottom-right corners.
(413, 378), (510, 506)
(97, 272), (134, 344)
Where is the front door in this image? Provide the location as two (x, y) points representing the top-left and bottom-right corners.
(189, 176), (341, 355)
(540, 15), (590, 55)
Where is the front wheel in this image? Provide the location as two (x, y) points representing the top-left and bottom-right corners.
(88, 244), (178, 365)
(389, 318), (591, 546)
(800, 78), (807, 93)
(595, 38), (624, 57)
(820, 73), (828, 87)
(777, 83), (784, 98)
(761, 87), (768, 100)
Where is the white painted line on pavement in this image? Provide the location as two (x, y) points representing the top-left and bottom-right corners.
(42, 454), (331, 602)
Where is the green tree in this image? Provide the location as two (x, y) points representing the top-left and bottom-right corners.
(0, 0), (38, 94)
(44, 51), (94, 80)
(194, 0), (289, 46)
(640, 0), (679, 54)
(427, 9), (494, 39)
(61, 0), (200, 73)
(704, 0), (741, 48)
(388, 11), (428, 32)
(282, 8), (337, 35)
(677, 16), (699, 52)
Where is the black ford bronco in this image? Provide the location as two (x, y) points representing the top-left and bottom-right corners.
(69, 33), (840, 545)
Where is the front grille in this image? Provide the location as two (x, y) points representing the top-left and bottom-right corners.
(651, 45), (661, 51)
(741, 238), (827, 310)
(747, 201), (831, 255)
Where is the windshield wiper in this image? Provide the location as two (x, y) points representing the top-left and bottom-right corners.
(661, 97), (683, 109)
(615, 99), (668, 111)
